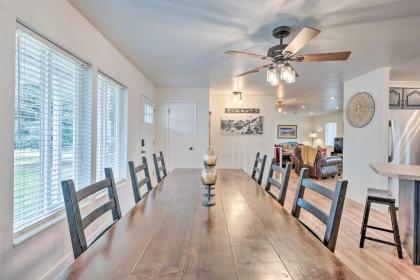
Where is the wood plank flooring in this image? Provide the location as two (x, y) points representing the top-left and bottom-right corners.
(277, 172), (420, 280)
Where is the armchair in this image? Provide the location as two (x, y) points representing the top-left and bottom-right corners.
(291, 147), (342, 179)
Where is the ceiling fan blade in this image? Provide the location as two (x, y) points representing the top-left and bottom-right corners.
(225, 50), (270, 60)
(294, 51), (351, 62)
(282, 27), (320, 57)
(277, 98), (297, 104)
(235, 63), (272, 77)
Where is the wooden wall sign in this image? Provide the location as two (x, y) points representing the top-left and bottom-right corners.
(225, 108), (260, 114)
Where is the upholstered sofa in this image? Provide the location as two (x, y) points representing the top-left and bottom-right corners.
(291, 147), (343, 179)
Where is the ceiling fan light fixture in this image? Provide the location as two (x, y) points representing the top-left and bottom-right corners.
(267, 66), (280, 86)
(280, 64), (296, 84)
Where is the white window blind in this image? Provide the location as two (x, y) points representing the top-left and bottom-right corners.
(14, 25), (91, 234)
(144, 103), (154, 125)
(96, 73), (128, 182)
(325, 122), (337, 147)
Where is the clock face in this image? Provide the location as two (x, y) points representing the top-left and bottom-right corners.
(345, 92), (375, 128)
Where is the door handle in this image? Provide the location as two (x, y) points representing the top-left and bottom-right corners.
(141, 150), (146, 154)
(189, 147), (194, 151)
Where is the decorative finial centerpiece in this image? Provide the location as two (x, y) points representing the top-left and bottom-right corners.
(201, 112), (217, 207)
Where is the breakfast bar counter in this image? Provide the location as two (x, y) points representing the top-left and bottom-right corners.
(370, 163), (420, 264)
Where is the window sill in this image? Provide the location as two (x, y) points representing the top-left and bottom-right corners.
(13, 210), (66, 246)
(12, 185), (109, 246)
(13, 178), (127, 246)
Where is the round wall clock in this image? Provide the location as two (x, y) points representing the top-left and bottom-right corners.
(345, 92), (375, 128)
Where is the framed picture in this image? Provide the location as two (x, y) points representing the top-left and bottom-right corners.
(277, 125), (297, 139)
(221, 115), (263, 135)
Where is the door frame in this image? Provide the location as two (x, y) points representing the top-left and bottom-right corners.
(167, 100), (197, 170)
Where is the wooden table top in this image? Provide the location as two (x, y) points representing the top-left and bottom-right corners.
(370, 163), (420, 181)
(58, 169), (360, 279)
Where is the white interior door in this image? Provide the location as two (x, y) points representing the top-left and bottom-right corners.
(168, 101), (195, 170)
(142, 96), (156, 183)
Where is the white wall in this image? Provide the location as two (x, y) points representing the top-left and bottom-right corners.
(311, 111), (344, 148)
(209, 91), (313, 175)
(0, 0), (155, 279)
(156, 87), (209, 169)
(343, 68), (390, 203)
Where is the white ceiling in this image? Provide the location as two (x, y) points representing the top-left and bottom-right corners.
(69, 0), (420, 115)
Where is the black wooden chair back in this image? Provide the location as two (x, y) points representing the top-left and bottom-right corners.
(291, 168), (347, 252)
(129, 156), (153, 203)
(61, 168), (122, 259)
(251, 152), (267, 185)
(153, 151), (167, 183)
(265, 160), (292, 206)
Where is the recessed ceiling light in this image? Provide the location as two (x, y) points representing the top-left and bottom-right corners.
(301, 105), (306, 109)
(330, 97), (336, 100)
(310, 112), (314, 115)
(335, 106), (340, 109)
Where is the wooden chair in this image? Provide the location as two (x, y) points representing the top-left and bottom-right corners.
(129, 156), (153, 203)
(265, 160), (292, 206)
(291, 168), (348, 252)
(153, 151), (167, 183)
(251, 152), (267, 185)
(61, 168), (122, 259)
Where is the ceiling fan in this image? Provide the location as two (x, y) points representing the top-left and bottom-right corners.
(225, 26), (351, 85)
(275, 98), (297, 112)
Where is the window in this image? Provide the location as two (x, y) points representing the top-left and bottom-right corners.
(14, 25), (91, 234)
(96, 73), (127, 182)
(325, 122), (337, 147)
(144, 103), (154, 125)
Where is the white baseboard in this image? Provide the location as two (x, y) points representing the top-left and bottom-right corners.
(40, 253), (73, 280)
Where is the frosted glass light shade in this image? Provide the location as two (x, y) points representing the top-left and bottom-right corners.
(266, 68), (279, 86)
(280, 65), (296, 84)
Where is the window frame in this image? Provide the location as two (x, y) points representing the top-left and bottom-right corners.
(324, 121), (337, 147)
(96, 72), (128, 183)
(144, 102), (154, 125)
(13, 23), (92, 239)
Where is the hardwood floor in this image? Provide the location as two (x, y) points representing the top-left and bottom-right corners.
(276, 172), (420, 280)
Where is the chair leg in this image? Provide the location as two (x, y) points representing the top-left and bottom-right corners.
(360, 199), (371, 248)
(389, 203), (403, 259)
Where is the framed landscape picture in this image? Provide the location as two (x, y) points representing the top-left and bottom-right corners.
(277, 125), (297, 139)
(221, 115), (263, 135)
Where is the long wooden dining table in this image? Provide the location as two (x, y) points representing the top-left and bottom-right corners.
(58, 168), (360, 279)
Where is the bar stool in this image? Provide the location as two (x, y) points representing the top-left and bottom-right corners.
(359, 188), (403, 259)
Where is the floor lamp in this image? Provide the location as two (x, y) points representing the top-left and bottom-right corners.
(309, 133), (317, 146)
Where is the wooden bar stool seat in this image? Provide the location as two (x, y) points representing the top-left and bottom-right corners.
(367, 188), (395, 202)
(359, 187), (403, 259)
